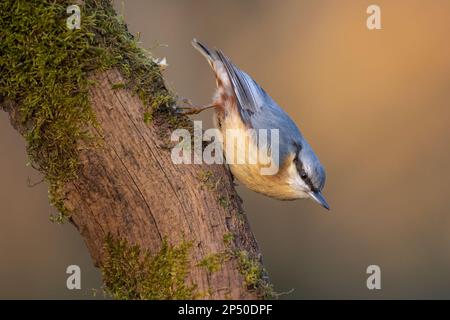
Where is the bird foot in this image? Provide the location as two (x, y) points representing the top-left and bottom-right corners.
(175, 105), (206, 115)
(175, 99), (218, 115)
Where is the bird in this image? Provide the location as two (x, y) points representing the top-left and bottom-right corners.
(182, 39), (329, 210)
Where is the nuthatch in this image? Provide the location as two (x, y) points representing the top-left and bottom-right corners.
(184, 39), (329, 210)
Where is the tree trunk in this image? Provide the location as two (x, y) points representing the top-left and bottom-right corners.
(0, 0), (270, 299)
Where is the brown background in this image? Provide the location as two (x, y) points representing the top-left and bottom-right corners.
(1, 0), (449, 299)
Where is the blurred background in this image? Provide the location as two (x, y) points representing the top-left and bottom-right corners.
(1, 0), (450, 299)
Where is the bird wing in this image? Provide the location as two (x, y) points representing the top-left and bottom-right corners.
(216, 51), (308, 168)
(192, 39), (267, 123)
(192, 40), (304, 164)
(215, 50), (265, 123)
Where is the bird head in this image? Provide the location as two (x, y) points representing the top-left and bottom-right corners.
(290, 141), (329, 210)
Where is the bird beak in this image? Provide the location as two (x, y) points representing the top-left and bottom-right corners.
(308, 191), (330, 210)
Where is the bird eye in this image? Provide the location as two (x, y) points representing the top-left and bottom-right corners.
(300, 170), (307, 179)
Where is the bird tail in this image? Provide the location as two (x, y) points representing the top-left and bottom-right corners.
(192, 38), (217, 68)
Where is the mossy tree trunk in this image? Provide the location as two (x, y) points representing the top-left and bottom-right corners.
(0, 0), (271, 299)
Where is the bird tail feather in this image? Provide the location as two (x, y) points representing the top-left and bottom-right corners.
(192, 38), (217, 68)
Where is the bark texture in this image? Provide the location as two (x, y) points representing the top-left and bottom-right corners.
(72, 69), (265, 299)
(0, 0), (269, 300)
(2, 68), (266, 299)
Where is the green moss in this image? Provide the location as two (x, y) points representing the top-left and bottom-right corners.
(0, 0), (273, 299)
(235, 250), (275, 299)
(111, 82), (126, 90)
(197, 170), (214, 189)
(236, 251), (263, 288)
(0, 0), (176, 222)
(145, 91), (174, 123)
(198, 252), (228, 273)
(198, 169), (213, 182)
(221, 233), (275, 299)
(223, 232), (234, 245)
(49, 211), (67, 224)
(218, 195), (230, 209)
(102, 235), (197, 300)
(198, 232), (235, 274)
(199, 233), (274, 299)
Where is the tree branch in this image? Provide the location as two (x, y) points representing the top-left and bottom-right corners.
(0, 0), (271, 299)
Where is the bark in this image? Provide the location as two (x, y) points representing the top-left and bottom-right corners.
(1, 68), (266, 299)
(0, 0), (270, 300)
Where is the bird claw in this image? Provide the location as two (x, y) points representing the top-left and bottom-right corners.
(175, 105), (203, 115)
(175, 98), (217, 115)
(174, 97), (200, 115)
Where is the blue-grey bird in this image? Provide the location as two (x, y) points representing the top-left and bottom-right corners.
(184, 39), (329, 210)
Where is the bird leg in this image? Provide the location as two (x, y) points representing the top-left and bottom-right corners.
(176, 98), (219, 115)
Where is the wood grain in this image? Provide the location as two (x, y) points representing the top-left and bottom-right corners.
(55, 69), (264, 299)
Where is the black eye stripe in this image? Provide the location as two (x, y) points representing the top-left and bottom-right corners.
(293, 142), (318, 191)
(294, 158), (317, 192)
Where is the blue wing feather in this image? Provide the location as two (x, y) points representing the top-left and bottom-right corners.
(215, 50), (263, 122)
